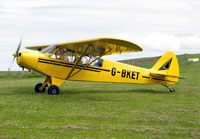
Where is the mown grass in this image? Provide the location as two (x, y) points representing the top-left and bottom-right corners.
(0, 54), (199, 139)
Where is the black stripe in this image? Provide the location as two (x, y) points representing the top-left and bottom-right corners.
(142, 76), (150, 79)
(152, 78), (176, 83)
(39, 58), (110, 72)
(117, 71), (120, 73)
(38, 59), (105, 72)
(38, 61), (100, 72)
(38, 61), (71, 68)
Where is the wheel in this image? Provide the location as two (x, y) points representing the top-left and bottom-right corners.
(170, 88), (175, 92)
(48, 85), (60, 95)
(35, 83), (46, 93)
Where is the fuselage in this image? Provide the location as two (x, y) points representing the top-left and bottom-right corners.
(17, 51), (166, 85)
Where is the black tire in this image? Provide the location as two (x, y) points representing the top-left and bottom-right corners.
(170, 88), (175, 92)
(35, 83), (46, 93)
(48, 85), (60, 95)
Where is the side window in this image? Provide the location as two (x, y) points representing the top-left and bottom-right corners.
(52, 47), (103, 67)
(91, 59), (103, 67)
(54, 47), (70, 62)
(58, 47), (69, 61)
(53, 47), (77, 63)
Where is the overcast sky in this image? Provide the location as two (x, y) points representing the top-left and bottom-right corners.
(0, 0), (200, 71)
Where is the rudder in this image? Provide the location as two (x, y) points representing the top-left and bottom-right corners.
(151, 51), (180, 84)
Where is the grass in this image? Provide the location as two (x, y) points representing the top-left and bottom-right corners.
(0, 71), (42, 78)
(0, 54), (200, 138)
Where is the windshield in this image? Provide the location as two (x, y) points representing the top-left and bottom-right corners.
(41, 44), (58, 54)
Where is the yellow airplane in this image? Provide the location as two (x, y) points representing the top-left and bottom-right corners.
(12, 37), (183, 95)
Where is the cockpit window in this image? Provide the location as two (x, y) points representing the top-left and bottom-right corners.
(41, 44), (58, 54)
(90, 59), (103, 67)
(45, 46), (104, 67)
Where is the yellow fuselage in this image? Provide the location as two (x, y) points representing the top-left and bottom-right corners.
(17, 51), (173, 86)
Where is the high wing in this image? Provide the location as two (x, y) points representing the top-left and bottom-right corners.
(26, 37), (142, 56)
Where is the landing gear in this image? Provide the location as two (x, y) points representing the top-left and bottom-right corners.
(48, 85), (60, 95)
(34, 84), (60, 95)
(34, 76), (64, 95)
(35, 83), (46, 93)
(162, 84), (175, 92)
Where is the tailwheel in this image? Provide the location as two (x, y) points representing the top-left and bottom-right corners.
(169, 88), (175, 92)
(162, 84), (175, 93)
(48, 85), (60, 95)
(35, 83), (46, 93)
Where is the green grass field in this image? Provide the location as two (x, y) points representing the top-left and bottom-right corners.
(0, 54), (200, 138)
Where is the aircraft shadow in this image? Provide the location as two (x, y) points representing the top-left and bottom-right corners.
(10, 86), (168, 97)
(63, 88), (168, 95)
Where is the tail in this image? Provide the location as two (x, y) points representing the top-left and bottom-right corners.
(150, 51), (183, 85)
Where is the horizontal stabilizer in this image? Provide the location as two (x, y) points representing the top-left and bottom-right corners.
(150, 72), (185, 79)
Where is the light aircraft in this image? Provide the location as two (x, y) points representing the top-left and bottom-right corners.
(12, 37), (183, 95)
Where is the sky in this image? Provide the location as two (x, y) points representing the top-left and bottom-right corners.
(0, 0), (200, 71)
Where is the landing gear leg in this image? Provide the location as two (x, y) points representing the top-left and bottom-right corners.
(162, 84), (175, 92)
(35, 76), (51, 93)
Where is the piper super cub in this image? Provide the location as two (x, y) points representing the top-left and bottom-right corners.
(12, 38), (183, 95)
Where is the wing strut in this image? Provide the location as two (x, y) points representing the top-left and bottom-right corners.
(67, 49), (112, 79)
(65, 45), (90, 80)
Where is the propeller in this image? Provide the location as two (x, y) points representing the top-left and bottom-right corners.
(8, 38), (22, 71)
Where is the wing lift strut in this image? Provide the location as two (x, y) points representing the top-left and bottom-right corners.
(66, 45), (112, 80)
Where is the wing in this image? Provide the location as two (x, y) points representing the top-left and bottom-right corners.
(26, 37), (142, 56)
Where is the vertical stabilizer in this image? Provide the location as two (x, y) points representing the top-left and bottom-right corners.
(151, 51), (180, 84)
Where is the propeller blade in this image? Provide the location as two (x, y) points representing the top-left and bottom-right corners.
(8, 57), (16, 71)
(15, 37), (22, 57)
(9, 38), (23, 71)
(11, 56), (16, 66)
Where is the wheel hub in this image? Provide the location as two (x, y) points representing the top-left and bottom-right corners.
(52, 89), (57, 94)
